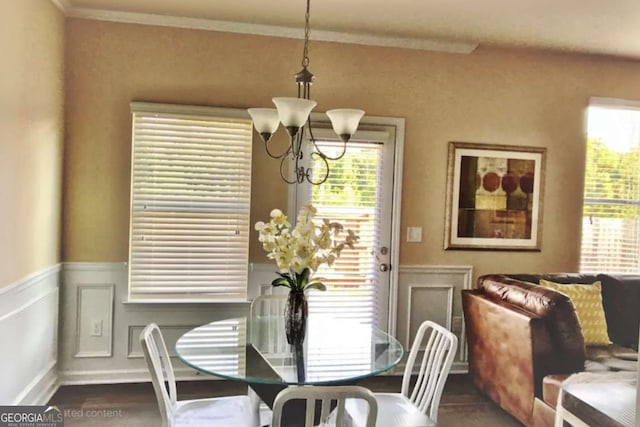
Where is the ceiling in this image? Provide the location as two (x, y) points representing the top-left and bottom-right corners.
(60, 0), (640, 58)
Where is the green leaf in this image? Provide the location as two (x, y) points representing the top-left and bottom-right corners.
(299, 268), (311, 283)
(305, 282), (327, 292)
(271, 277), (291, 288)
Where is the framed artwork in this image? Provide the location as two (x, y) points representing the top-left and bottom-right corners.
(444, 142), (546, 251)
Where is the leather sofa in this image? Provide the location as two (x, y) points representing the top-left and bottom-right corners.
(462, 273), (640, 426)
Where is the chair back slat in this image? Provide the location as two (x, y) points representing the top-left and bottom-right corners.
(417, 335), (447, 414)
(304, 397), (314, 427)
(409, 327), (439, 402)
(320, 397), (332, 422)
(402, 320), (458, 423)
(334, 399), (347, 426)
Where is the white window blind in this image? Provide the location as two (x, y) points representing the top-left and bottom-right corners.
(305, 140), (384, 324)
(128, 102), (252, 301)
(580, 99), (640, 273)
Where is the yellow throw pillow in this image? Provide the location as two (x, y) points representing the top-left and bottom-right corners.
(539, 280), (611, 346)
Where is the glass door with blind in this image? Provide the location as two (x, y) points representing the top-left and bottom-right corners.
(292, 125), (399, 331)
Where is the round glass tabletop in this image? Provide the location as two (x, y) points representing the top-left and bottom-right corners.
(175, 315), (404, 385)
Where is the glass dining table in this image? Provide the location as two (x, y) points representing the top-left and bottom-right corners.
(175, 314), (403, 425)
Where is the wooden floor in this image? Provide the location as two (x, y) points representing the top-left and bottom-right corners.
(49, 374), (522, 426)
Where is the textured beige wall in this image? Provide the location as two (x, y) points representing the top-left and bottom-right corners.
(0, 0), (64, 286)
(63, 18), (640, 280)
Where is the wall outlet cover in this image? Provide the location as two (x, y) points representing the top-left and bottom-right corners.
(91, 319), (103, 337)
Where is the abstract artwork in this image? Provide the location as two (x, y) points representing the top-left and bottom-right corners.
(444, 142), (546, 250)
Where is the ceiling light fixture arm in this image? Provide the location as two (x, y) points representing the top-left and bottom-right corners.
(306, 122), (348, 161)
(264, 140), (292, 159)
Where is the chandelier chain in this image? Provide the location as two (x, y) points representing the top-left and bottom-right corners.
(301, 0), (311, 68)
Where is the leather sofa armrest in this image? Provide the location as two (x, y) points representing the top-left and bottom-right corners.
(477, 274), (586, 372)
(463, 289), (547, 425)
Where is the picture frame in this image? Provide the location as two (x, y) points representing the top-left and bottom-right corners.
(444, 141), (546, 251)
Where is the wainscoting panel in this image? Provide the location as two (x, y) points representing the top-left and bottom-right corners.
(397, 265), (473, 373)
(75, 284), (114, 358)
(406, 284), (454, 349)
(58, 262), (251, 384)
(0, 265), (60, 405)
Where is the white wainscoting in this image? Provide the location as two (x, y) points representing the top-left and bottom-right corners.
(0, 265), (60, 405)
(58, 262), (252, 385)
(57, 262), (472, 384)
(397, 265), (473, 373)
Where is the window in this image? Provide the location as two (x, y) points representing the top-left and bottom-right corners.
(306, 140), (384, 324)
(580, 98), (640, 273)
(128, 102), (252, 301)
(293, 124), (398, 327)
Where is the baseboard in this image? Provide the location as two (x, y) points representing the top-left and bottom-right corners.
(14, 361), (59, 405)
(451, 362), (470, 374)
(394, 360), (468, 376)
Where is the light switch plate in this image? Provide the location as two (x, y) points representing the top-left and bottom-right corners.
(407, 226), (422, 242)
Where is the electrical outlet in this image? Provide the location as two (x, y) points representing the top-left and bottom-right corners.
(90, 319), (103, 337)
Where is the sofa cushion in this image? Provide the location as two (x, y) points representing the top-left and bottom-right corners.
(597, 274), (640, 350)
(541, 344), (638, 408)
(585, 344), (638, 370)
(539, 280), (610, 346)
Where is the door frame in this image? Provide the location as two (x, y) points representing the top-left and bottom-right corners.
(287, 113), (405, 336)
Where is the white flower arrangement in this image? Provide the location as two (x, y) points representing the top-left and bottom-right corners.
(255, 205), (359, 292)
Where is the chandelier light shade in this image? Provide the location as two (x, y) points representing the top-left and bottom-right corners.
(326, 109), (366, 142)
(246, 108), (279, 142)
(247, 0), (365, 185)
(272, 97), (318, 136)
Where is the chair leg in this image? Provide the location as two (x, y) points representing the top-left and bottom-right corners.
(249, 386), (272, 427)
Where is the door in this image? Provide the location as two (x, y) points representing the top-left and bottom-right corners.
(291, 121), (402, 332)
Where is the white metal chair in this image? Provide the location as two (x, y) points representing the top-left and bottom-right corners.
(249, 293), (289, 426)
(140, 323), (260, 427)
(250, 294), (289, 354)
(250, 293), (289, 317)
(346, 320), (458, 427)
(271, 385), (378, 427)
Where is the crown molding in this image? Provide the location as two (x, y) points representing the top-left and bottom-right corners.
(63, 6), (477, 54)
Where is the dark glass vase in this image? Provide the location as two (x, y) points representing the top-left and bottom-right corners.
(284, 291), (308, 345)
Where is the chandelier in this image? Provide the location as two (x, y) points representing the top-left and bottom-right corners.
(247, 0), (365, 185)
